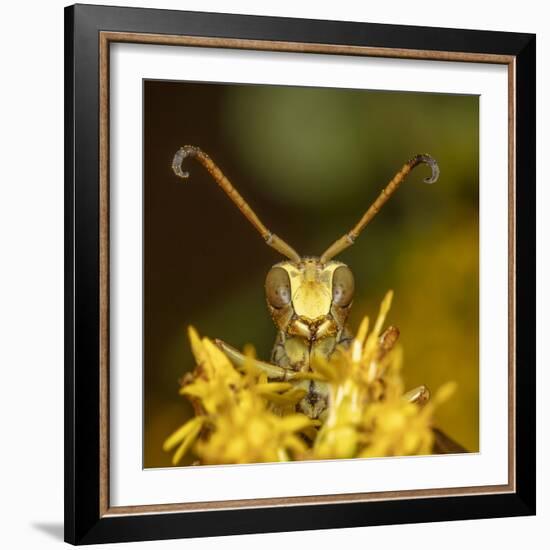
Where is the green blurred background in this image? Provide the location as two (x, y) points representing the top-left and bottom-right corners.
(143, 80), (479, 468)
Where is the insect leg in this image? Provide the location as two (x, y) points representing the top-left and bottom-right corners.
(404, 384), (431, 405)
(432, 428), (468, 454)
(215, 339), (297, 381)
(377, 325), (400, 360)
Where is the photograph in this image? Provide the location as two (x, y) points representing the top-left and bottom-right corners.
(143, 80), (480, 468)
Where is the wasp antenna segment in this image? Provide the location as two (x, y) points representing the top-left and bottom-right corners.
(172, 146), (193, 179)
(172, 145), (300, 262)
(410, 154), (440, 184)
(320, 153), (440, 262)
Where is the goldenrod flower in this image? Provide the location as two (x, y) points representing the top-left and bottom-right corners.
(164, 292), (457, 465)
(163, 327), (313, 465)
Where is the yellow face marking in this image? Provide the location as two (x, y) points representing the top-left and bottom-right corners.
(275, 259), (345, 321)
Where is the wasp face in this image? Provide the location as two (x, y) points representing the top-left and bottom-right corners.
(265, 258), (355, 341)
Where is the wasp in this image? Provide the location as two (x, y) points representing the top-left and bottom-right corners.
(171, 144), (445, 422)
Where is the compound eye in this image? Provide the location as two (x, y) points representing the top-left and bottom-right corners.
(332, 266), (354, 307)
(265, 267), (292, 309)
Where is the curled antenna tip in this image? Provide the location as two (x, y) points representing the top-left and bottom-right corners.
(172, 146), (198, 179)
(414, 154), (439, 184)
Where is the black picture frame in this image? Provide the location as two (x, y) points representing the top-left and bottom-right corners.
(65, 3), (536, 545)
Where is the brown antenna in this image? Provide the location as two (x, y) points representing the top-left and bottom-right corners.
(172, 146), (301, 262)
(320, 154), (439, 263)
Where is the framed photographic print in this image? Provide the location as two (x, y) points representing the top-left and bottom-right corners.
(64, 3), (536, 545)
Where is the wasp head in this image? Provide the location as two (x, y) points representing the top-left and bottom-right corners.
(265, 258), (354, 342)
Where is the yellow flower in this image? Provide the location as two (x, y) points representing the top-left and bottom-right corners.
(311, 291), (455, 460)
(164, 292), (458, 465)
(163, 327), (313, 465)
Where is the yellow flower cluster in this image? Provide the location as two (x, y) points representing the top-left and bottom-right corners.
(310, 292), (456, 460)
(163, 328), (313, 465)
(164, 291), (456, 466)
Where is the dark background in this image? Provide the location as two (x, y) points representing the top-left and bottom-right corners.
(143, 80), (479, 468)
